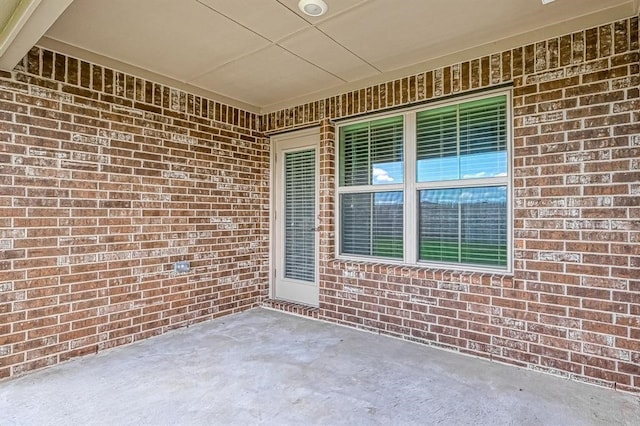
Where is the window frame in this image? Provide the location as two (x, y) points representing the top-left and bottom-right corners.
(335, 89), (513, 274)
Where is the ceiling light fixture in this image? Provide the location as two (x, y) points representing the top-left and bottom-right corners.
(298, 0), (328, 17)
(541, 0), (556, 4)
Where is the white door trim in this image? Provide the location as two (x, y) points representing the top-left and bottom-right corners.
(269, 127), (320, 306)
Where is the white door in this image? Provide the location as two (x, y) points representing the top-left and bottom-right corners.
(272, 129), (319, 307)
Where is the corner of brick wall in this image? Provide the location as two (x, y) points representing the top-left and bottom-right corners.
(271, 15), (640, 393)
(0, 47), (270, 379)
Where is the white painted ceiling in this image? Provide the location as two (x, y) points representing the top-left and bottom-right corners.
(0, 0), (21, 32)
(32, 0), (639, 111)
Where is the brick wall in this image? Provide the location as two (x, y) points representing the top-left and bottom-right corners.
(0, 48), (270, 379)
(268, 16), (640, 392)
(1, 15), (638, 392)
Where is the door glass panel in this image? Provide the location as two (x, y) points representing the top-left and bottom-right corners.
(284, 149), (316, 282)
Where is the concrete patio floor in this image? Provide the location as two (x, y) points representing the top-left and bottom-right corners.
(1, 308), (638, 425)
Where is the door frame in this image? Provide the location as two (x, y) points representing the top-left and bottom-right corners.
(269, 127), (320, 306)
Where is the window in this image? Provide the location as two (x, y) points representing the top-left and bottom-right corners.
(337, 92), (511, 271)
(339, 116), (404, 259)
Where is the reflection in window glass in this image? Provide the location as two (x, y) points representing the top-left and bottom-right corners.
(340, 123), (369, 187)
(341, 192), (403, 258)
(340, 116), (404, 187)
(459, 97), (507, 179)
(419, 187), (507, 267)
(417, 96), (507, 182)
(416, 105), (458, 182)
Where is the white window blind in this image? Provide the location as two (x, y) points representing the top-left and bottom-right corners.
(339, 116), (404, 259)
(341, 192), (403, 258)
(417, 95), (507, 182)
(416, 95), (508, 268)
(419, 187), (507, 266)
(284, 149), (316, 281)
(416, 105), (458, 182)
(340, 116), (404, 186)
(459, 96), (507, 180)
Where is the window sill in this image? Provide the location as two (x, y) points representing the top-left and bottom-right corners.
(327, 257), (514, 286)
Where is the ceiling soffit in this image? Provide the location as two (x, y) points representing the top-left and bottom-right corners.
(28, 0), (637, 112)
